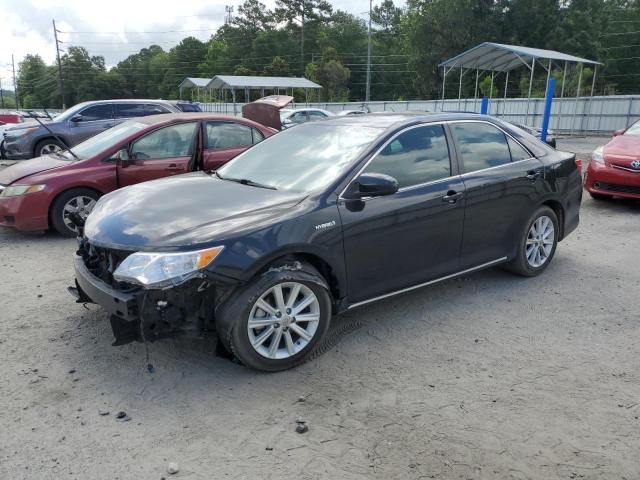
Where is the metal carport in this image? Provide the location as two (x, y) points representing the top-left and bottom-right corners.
(205, 75), (322, 114)
(438, 42), (602, 125)
(178, 77), (212, 102)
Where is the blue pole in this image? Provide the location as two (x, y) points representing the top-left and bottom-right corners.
(480, 96), (488, 115)
(541, 77), (556, 142)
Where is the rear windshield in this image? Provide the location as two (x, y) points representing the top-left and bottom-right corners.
(176, 103), (201, 112)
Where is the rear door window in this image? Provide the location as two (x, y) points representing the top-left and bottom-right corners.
(79, 104), (113, 122)
(450, 122), (512, 173)
(115, 103), (146, 119)
(205, 122), (255, 149)
(131, 122), (198, 160)
(362, 124), (452, 189)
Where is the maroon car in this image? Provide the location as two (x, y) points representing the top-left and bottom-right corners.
(0, 113), (276, 236)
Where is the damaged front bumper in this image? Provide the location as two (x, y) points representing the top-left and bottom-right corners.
(70, 254), (234, 346)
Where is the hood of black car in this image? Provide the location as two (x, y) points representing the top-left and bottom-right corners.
(84, 172), (307, 250)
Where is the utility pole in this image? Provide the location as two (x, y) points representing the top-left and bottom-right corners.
(365, 0), (372, 102)
(0, 77), (4, 109)
(53, 19), (66, 109)
(11, 54), (19, 110)
(301, 1), (305, 75)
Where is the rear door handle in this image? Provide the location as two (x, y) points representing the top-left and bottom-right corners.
(526, 170), (541, 181)
(442, 190), (464, 204)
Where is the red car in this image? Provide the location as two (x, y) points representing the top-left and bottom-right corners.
(585, 120), (640, 200)
(0, 113), (276, 236)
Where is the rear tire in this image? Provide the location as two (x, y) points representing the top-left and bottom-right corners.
(505, 206), (559, 277)
(589, 192), (612, 201)
(217, 260), (332, 372)
(50, 188), (100, 237)
(35, 138), (65, 158)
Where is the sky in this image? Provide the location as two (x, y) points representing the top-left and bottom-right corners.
(0, 0), (373, 92)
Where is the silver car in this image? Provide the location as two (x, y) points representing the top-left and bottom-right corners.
(2, 99), (201, 160)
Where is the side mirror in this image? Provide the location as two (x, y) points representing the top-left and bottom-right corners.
(115, 149), (130, 167)
(344, 173), (399, 200)
(70, 114), (83, 123)
(613, 128), (625, 137)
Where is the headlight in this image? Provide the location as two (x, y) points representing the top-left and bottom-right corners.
(113, 246), (224, 288)
(0, 184), (46, 197)
(591, 146), (605, 163)
(6, 127), (38, 138)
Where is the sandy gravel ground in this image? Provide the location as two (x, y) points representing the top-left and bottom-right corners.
(1, 138), (639, 479)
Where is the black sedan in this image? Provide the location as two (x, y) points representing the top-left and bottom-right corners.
(70, 113), (582, 371)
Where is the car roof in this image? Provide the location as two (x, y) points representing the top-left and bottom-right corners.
(131, 112), (268, 127)
(72, 99), (191, 108)
(320, 112), (491, 129)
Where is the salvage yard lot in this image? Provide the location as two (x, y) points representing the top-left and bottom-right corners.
(1, 138), (639, 479)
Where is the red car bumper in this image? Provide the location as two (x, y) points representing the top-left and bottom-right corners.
(584, 160), (640, 199)
(0, 193), (50, 232)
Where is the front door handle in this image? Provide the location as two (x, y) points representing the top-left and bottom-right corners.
(442, 190), (464, 204)
(165, 164), (182, 172)
(526, 170), (541, 181)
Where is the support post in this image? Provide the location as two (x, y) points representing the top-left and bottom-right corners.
(541, 77), (555, 143)
(525, 58), (536, 125)
(571, 64), (584, 136)
(458, 67), (463, 110)
(480, 96), (489, 114)
(232, 88), (237, 116)
(590, 64), (597, 97)
(441, 66), (448, 112)
(365, 0), (372, 102)
(0, 78), (4, 109)
(502, 70), (509, 117)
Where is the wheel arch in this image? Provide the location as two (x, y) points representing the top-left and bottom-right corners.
(542, 199), (565, 240)
(47, 185), (104, 229)
(246, 248), (345, 308)
(33, 135), (70, 157)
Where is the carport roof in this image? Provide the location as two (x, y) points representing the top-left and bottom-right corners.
(178, 77), (212, 88)
(206, 75), (321, 90)
(439, 42), (602, 72)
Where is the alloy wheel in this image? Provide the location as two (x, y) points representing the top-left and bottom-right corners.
(40, 143), (63, 156)
(526, 215), (555, 268)
(62, 195), (97, 233)
(247, 282), (321, 360)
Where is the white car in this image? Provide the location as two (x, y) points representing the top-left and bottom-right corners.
(336, 109), (369, 116)
(280, 108), (335, 128)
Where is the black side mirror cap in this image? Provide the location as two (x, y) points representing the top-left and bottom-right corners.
(344, 173), (399, 200)
(70, 114), (83, 123)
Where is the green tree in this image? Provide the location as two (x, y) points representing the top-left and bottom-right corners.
(263, 56), (290, 76)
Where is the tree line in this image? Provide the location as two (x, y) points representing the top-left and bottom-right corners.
(13, 0), (640, 109)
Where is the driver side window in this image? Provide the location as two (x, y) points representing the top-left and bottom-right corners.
(362, 124), (452, 189)
(131, 122), (198, 160)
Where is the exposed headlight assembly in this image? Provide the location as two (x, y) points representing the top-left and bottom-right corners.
(0, 184), (46, 197)
(591, 146), (605, 164)
(113, 246), (224, 288)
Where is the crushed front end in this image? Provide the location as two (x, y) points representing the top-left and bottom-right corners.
(69, 237), (235, 346)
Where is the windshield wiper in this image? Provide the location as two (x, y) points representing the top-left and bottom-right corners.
(216, 172), (277, 190)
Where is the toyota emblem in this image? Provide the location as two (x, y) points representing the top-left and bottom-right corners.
(632, 160), (640, 169)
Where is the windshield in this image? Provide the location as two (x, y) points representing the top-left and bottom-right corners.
(624, 121), (640, 135)
(217, 123), (384, 193)
(61, 121), (147, 160)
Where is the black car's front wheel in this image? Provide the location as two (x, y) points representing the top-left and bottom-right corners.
(505, 206), (559, 277)
(218, 261), (332, 371)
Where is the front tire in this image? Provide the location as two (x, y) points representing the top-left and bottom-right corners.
(50, 188), (100, 237)
(217, 261), (332, 372)
(505, 206), (559, 277)
(35, 138), (66, 157)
